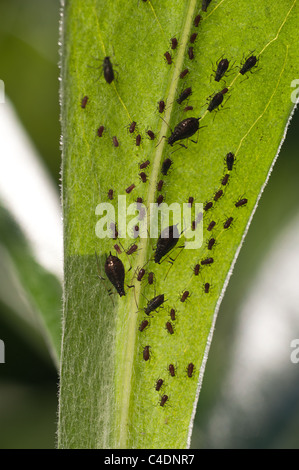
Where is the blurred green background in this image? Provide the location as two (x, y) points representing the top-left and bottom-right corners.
(0, 0), (298, 449)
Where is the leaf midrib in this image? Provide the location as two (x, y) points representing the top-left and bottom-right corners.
(116, 0), (198, 448)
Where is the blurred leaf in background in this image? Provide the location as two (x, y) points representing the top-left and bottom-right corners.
(0, 0), (61, 449)
(0, 0), (298, 449)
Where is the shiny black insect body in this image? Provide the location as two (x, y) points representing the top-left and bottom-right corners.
(105, 253), (125, 297)
(187, 363), (194, 378)
(214, 58), (229, 82)
(168, 117), (200, 146)
(204, 201), (213, 211)
(207, 220), (216, 231)
(140, 160), (150, 169)
(201, 257), (214, 266)
(194, 264), (200, 275)
(226, 152), (235, 171)
(171, 37), (178, 50)
(143, 345), (150, 361)
(147, 130), (155, 140)
(148, 272), (154, 285)
(97, 125), (104, 137)
(180, 68), (189, 79)
(170, 308), (176, 321)
(144, 294), (165, 316)
(137, 268), (145, 282)
(224, 217), (233, 229)
(204, 282), (210, 293)
(194, 14), (201, 26)
(177, 87), (192, 105)
(154, 225), (180, 263)
(112, 136), (119, 147)
(240, 55), (258, 75)
(168, 364), (175, 377)
(208, 237), (216, 250)
(160, 394), (168, 407)
(157, 180), (164, 191)
(235, 198), (248, 207)
(181, 290), (190, 302)
(126, 184), (135, 194)
(166, 321), (174, 335)
(188, 47), (194, 60)
(157, 194), (164, 205)
(129, 121), (136, 133)
(158, 100), (165, 113)
(207, 88), (228, 112)
(202, 0), (212, 12)
(103, 56), (114, 84)
(214, 189), (223, 201)
(139, 319), (149, 332)
(164, 51), (172, 65)
(81, 95), (88, 108)
(221, 173), (230, 186)
(190, 32), (198, 44)
(156, 379), (164, 391)
(161, 158), (172, 175)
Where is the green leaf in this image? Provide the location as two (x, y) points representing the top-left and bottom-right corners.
(0, 204), (61, 367)
(58, 0), (299, 448)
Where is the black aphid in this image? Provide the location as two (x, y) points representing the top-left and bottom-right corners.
(214, 58), (229, 82)
(240, 55), (258, 75)
(202, 0), (212, 12)
(164, 51), (172, 65)
(224, 217), (233, 229)
(160, 394), (169, 407)
(103, 56), (114, 84)
(188, 46), (194, 60)
(190, 32), (198, 43)
(158, 100), (165, 113)
(208, 237), (216, 250)
(154, 225), (180, 263)
(168, 117), (200, 146)
(147, 130), (155, 140)
(194, 14), (202, 27)
(105, 253), (125, 297)
(148, 272), (154, 285)
(140, 160), (150, 169)
(129, 121), (136, 133)
(166, 321), (174, 335)
(207, 220), (216, 231)
(97, 125), (104, 137)
(81, 95), (88, 108)
(187, 363), (194, 378)
(180, 290), (190, 302)
(170, 308), (176, 321)
(221, 173), (230, 185)
(194, 264), (200, 275)
(171, 37), (178, 50)
(161, 158), (172, 175)
(226, 152), (235, 171)
(207, 88), (228, 112)
(143, 345), (150, 361)
(144, 294), (165, 316)
(137, 268), (145, 282)
(235, 198), (248, 207)
(139, 319), (149, 332)
(201, 258), (214, 265)
(177, 87), (192, 104)
(180, 68), (189, 79)
(156, 379), (164, 391)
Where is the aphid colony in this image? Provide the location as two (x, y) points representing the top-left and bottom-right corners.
(88, 0), (255, 410)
